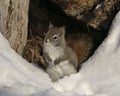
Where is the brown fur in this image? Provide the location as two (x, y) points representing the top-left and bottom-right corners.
(66, 33), (93, 65)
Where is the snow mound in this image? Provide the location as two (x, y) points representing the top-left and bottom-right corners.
(0, 11), (120, 96)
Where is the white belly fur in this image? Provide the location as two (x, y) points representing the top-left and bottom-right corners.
(44, 43), (64, 62)
(46, 60), (77, 81)
(44, 43), (77, 81)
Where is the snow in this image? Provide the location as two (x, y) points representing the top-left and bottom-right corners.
(0, 11), (120, 96)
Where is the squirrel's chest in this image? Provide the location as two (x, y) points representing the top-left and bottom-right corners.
(44, 43), (64, 61)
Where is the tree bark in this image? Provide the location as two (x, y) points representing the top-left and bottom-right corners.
(51, 0), (120, 31)
(0, 0), (29, 55)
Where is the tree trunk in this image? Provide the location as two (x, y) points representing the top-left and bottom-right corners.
(0, 0), (29, 55)
(51, 0), (120, 31)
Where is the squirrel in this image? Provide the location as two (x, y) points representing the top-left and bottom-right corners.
(43, 23), (78, 82)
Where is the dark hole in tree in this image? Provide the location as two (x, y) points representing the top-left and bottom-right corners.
(23, 0), (120, 69)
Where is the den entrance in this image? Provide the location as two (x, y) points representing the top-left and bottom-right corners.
(23, 0), (119, 69)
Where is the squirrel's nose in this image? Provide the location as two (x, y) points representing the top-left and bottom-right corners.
(45, 39), (50, 43)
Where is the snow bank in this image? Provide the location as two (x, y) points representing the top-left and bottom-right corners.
(0, 11), (120, 96)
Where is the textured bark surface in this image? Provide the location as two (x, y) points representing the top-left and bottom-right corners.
(0, 0), (29, 55)
(51, 0), (120, 31)
(51, 0), (97, 18)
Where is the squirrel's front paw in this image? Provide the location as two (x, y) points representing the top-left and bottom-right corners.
(54, 59), (60, 65)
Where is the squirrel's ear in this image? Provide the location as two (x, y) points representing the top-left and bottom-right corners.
(49, 22), (53, 29)
(59, 26), (65, 36)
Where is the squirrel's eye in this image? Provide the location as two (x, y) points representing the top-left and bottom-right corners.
(53, 35), (58, 41)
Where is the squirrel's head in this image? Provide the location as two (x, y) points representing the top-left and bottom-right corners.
(44, 23), (65, 46)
